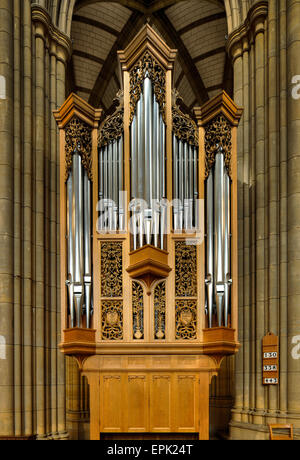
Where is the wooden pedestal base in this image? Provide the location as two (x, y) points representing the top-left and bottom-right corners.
(81, 354), (220, 440)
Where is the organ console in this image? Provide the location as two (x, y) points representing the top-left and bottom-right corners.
(54, 24), (242, 440)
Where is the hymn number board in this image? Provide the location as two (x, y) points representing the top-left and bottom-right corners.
(262, 333), (279, 385)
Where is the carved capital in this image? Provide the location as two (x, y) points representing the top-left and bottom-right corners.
(31, 4), (72, 62)
(226, 1), (268, 63)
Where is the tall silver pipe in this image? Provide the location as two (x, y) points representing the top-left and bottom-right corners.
(137, 93), (144, 200)
(224, 171), (231, 327)
(118, 136), (124, 231)
(108, 142), (113, 231)
(144, 77), (153, 205)
(66, 173), (75, 327)
(98, 147), (104, 232)
(173, 134), (179, 231)
(193, 147), (198, 229)
(112, 141), (118, 231)
(183, 142), (189, 231)
(206, 171), (214, 328)
(73, 152), (84, 327)
(131, 116), (137, 199)
(214, 151), (225, 327)
(188, 144), (193, 229)
(83, 169), (92, 328)
(160, 113), (165, 198)
(178, 140), (184, 232)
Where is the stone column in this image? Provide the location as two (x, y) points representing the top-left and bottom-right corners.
(0, 0), (14, 438)
(287, 0), (300, 425)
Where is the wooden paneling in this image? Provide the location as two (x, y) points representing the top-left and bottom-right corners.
(150, 375), (172, 431)
(174, 375), (199, 432)
(127, 374), (149, 431)
(101, 374), (123, 432)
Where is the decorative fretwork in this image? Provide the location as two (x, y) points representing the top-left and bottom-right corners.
(132, 281), (144, 340)
(175, 300), (197, 340)
(175, 242), (197, 297)
(98, 90), (124, 147)
(154, 282), (166, 340)
(129, 51), (166, 124)
(204, 114), (232, 178)
(101, 300), (123, 340)
(101, 242), (123, 297)
(65, 116), (92, 181)
(172, 90), (198, 146)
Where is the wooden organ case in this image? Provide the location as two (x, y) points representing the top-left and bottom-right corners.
(54, 25), (243, 440)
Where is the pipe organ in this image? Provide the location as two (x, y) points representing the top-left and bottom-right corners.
(54, 25), (242, 441)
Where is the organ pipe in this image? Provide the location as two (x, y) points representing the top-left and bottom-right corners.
(72, 152), (84, 327)
(130, 77), (166, 250)
(172, 135), (198, 233)
(205, 147), (232, 328)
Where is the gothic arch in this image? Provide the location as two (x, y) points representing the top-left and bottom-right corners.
(32, 0), (263, 38)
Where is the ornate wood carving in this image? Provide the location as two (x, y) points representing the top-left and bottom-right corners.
(132, 281), (144, 340)
(98, 90), (124, 147)
(175, 300), (197, 340)
(172, 90), (198, 146)
(154, 281), (166, 340)
(101, 300), (123, 340)
(65, 116), (93, 181)
(204, 114), (232, 178)
(175, 242), (197, 297)
(101, 242), (123, 297)
(129, 51), (166, 124)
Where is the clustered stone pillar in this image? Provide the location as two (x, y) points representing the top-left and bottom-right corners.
(0, 1), (71, 440)
(0, 0), (14, 438)
(227, 0), (300, 440)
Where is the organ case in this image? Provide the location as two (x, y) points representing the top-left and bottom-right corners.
(54, 25), (242, 440)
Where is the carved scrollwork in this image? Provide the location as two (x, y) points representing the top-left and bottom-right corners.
(129, 51), (166, 124)
(101, 300), (123, 340)
(65, 116), (92, 182)
(101, 242), (123, 297)
(154, 281), (166, 340)
(175, 300), (197, 340)
(172, 89), (198, 146)
(132, 281), (144, 340)
(204, 114), (232, 178)
(98, 90), (124, 147)
(175, 242), (197, 297)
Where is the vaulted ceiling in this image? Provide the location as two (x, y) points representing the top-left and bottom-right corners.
(68, 0), (232, 115)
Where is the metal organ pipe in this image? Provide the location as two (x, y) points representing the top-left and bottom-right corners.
(214, 151), (225, 327)
(83, 169), (92, 328)
(130, 77), (166, 250)
(204, 146), (231, 328)
(66, 174), (75, 327)
(205, 171), (214, 329)
(224, 172), (231, 327)
(72, 152), (84, 327)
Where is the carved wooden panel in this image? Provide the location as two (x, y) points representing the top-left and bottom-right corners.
(132, 281), (144, 340)
(154, 281), (166, 340)
(129, 51), (166, 124)
(100, 242), (123, 297)
(65, 116), (92, 181)
(175, 300), (197, 340)
(204, 114), (232, 178)
(175, 242), (197, 297)
(101, 300), (123, 340)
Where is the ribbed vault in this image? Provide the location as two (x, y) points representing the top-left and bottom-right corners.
(31, 0), (261, 113)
